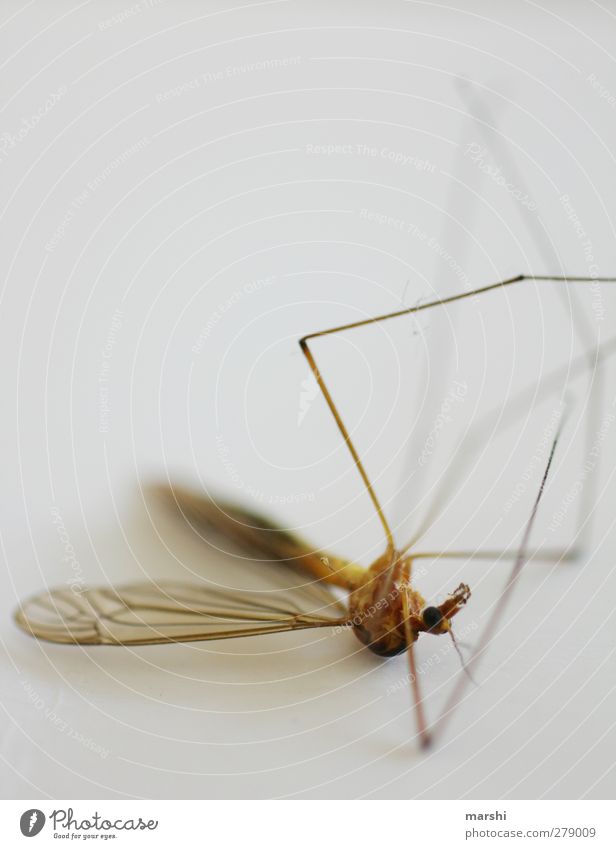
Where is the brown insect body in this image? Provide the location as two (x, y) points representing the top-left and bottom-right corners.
(150, 487), (471, 657)
(349, 552), (416, 656)
(348, 550), (471, 657)
(15, 272), (613, 747)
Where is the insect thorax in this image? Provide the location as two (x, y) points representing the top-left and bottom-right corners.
(348, 554), (425, 657)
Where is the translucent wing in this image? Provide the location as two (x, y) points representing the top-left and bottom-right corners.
(152, 483), (363, 589)
(14, 579), (349, 646)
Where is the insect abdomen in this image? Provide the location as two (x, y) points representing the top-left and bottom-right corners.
(352, 621), (407, 656)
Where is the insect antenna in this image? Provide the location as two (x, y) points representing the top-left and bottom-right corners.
(430, 412), (565, 744)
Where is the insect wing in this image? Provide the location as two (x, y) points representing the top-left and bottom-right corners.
(153, 484), (360, 588)
(14, 580), (349, 646)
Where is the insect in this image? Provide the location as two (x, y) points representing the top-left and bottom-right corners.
(14, 271), (616, 749)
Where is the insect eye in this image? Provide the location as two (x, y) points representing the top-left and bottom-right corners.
(422, 606), (443, 631)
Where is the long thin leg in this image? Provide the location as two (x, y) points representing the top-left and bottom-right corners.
(392, 90), (490, 539)
(401, 584), (432, 749)
(300, 339), (395, 555)
(399, 78), (613, 552)
(299, 275), (615, 554)
(457, 79), (605, 552)
(429, 418), (564, 744)
(300, 275), (616, 345)
(457, 79), (598, 354)
(401, 317), (616, 553)
(409, 548), (577, 564)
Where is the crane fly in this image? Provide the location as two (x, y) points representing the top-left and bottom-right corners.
(14, 272), (616, 749)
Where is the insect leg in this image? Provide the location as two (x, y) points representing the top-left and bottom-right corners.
(299, 338), (395, 556)
(430, 416), (564, 744)
(457, 79), (598, 353)
(457, 79), (607, 552)
(301, 275), (616, 555)
(401, 580), (432, 749)
(301, 275), (616, 344)
(399, 328), (616, 553)
(410, 548), (577, 565)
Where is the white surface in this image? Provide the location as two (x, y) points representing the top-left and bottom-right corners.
(1, 0), (616, 799)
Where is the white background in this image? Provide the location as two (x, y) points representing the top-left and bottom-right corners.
(1, 0), (616, 800)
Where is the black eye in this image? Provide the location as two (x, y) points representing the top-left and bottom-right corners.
(422, 606), (443, 631)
